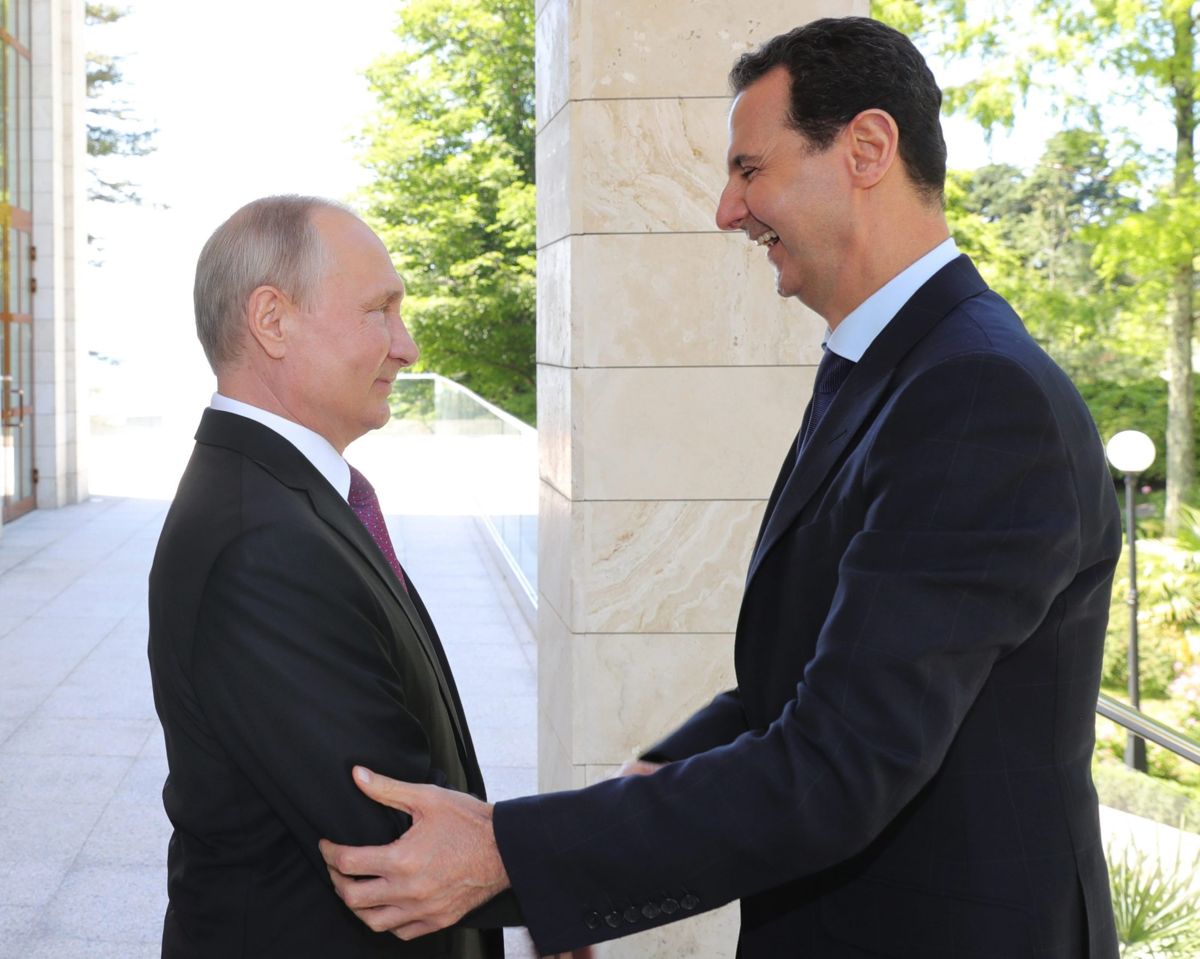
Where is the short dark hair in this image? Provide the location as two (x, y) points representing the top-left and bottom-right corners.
(729, 17), (946, 204)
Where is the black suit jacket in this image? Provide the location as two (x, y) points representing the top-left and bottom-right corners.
(149, 410), (512, 958)
(493, 256), (1122, 958)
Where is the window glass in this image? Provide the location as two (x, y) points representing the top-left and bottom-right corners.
(10, 228), (17, 316)
(17, 325), (31, 499)
(5, 43), (14, 203)
(18, 50), (28, 207)
(17, 0), (28, 51)
(9, 226), (17, 312)
(3, 1), (13, 42)
(0, 321), (11, 492)
(17, 229), (27, 314)
(0, 43), (5, 199)
(0, 313), (8, 402)
(10, 314), (21, 398)
(12, 314), (21, 391)
(2, 227), (10, 315)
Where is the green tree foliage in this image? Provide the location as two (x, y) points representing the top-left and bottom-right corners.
(873, 0), (1200, 532)
(1076, 376), (1200, 488)
(947, 129), (1145, 377)
(1103, 535), (1198, 698)
(85, 3), (155, 204)
(359, 0), (535, 424)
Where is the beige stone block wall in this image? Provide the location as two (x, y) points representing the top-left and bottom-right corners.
(535, 1), (867, 955)
(63, 0), (86, 503)
(538, 365), (814, 502)
(571, 633), (735, 763)
(545, 232), (824, 368)
(536, 0), (866, 116)
(30, 0), (84, 510)
(577, 366), (809, 499)
(573, 499), (761, 634)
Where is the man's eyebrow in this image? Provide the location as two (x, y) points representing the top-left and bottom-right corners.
(729, 153), (760, 171)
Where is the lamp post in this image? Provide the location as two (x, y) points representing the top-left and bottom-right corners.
(1105, 430), (1156, 773)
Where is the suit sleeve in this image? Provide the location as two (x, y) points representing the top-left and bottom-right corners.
(639, 689), (749, 763)
(492, 353), (1090, 954)
(191, 521), (441, 870)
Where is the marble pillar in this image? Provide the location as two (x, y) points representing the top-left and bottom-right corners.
(31, 0), (85, 510)
(535, 1), (866, 955)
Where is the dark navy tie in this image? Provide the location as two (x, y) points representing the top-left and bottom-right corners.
(799, 347), (856, 454)
(347, 465), (408, 592)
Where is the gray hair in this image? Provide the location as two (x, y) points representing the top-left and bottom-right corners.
(193, 194), (351, 371)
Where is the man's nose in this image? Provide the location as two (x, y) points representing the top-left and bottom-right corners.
(715, 178), (746, 231)
(391, 317), (420, 367)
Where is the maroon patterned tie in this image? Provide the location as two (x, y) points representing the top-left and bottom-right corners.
(347, 465), (408, 592)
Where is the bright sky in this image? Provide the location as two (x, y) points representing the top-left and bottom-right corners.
(85, 0), (400, 416)
(82, 3), (1105, 419)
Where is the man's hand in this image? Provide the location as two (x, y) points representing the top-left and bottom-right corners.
(318, 766), (510, 941)
(614, 758), (664, 778)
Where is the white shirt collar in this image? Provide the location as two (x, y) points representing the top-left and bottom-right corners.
(826, 237), (960, 362)
(209, 393), (352, 500)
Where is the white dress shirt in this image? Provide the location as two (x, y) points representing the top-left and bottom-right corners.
(826, 237), (960, 362)
(208, 393), (351, 501)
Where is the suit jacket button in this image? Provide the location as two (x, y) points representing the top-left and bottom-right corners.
(642, 903), (661, 919)
(662, 898), (679, 915)
(623, 906), (640, 924)
(681, 894), (699, 911)
(585, 911), (601, 930)
(605, 911), (621, 928)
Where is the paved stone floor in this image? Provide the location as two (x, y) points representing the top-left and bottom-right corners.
(0, 467), (538, 956)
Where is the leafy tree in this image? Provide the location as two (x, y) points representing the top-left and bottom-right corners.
(947, 129), (1145, 378)
(873, 0), (1200, 533)
(358, 0), (535, 424)
(85, 3), (155, 204)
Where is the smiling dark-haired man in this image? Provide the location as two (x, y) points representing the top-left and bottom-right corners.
(321, 19), (1122, 958)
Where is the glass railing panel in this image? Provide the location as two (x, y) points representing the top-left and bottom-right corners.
(383, 374), (537, 599)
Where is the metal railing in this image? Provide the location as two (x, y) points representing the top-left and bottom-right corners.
(1097, 692), (1200, 767)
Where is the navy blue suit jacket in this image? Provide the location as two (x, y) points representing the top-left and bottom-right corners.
(493, 256), (1122, 957)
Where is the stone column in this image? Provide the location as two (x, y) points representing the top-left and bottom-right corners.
(535, 1), (865, 955)
(31, 0), (85, 510)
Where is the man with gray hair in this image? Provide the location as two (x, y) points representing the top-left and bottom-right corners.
(148, 195), (514, 957)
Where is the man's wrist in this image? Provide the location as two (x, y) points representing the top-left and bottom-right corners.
(482, 803), (511, 893)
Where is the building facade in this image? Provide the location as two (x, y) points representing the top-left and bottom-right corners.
(0, 0), (84, 531)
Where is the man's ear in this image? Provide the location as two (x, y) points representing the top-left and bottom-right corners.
(845, 108), (899, 189)
(245, 285), (291, 360)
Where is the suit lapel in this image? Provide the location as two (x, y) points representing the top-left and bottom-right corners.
(746, 369), (893, 585)
(305, 483), (468, 749)
(194, 410), (468, 752)
(746, 255), (989, 587)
